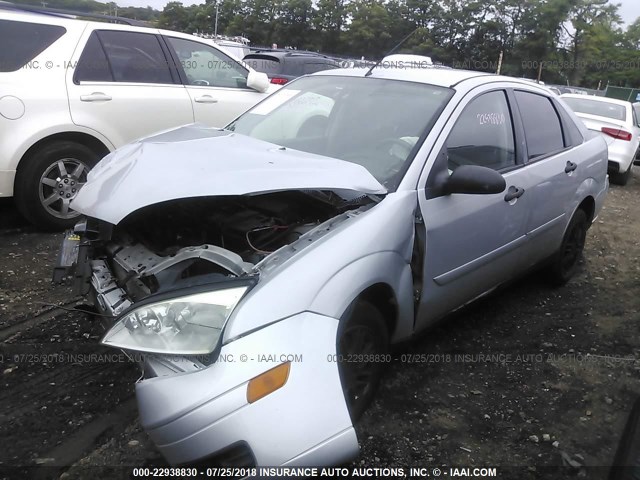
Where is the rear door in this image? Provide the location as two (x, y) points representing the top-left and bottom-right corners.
(66, 28), (194, 148)
(510, 89), (583, 266)
(163, 36), (268, 127)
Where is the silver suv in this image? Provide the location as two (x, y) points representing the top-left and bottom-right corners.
(0, 6), (272, 230)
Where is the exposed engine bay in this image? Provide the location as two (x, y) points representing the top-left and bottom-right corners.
(78, 191), (371, 316)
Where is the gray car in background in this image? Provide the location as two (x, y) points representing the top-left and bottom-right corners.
(59, 65), (608, 466)
(243, 50), (341, 85)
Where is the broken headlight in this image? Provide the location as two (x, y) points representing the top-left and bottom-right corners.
(101, 286), (249, 355)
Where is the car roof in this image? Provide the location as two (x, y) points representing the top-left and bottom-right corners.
(1, 8), (241, 66)
(561, 94), (632, 106)
(313, 66), (530, 89)
(246, 50), (335, 60)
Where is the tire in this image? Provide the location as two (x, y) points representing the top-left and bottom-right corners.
(611, 162), (632, 186)
(608, 397), (640, 479)
(337, 300), (389, 422)
(546, 209), (588, 286)
(14, 141), (100, 231)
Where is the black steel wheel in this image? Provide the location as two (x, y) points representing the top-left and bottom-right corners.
(547, 209), (588, 286)
(337, 300), (389, 421)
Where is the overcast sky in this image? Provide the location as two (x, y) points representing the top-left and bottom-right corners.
(617, 0), (640, 25)
(118, 0), (640, 26)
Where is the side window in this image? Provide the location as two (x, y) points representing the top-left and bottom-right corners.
(446, 90), (516, 172)
(0, 20), (65, 72)
(166, 37), (248, 89)
(515, 91), (565, 159)
(74, 32), (112, 83)
(557, 105), (584, 147)
(97, 31), (173, 84)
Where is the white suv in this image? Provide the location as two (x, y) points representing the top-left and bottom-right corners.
(0, 7), (273, 230)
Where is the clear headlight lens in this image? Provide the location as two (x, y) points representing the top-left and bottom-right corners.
(101, 287), (248, 355)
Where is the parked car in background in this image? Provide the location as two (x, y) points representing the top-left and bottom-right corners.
(561, 94), (640, 185)
(243, 49), (341, 84)
(634, 102), (640, 165)
(0, 5), (272, 230)
(213, 39), (251, 60)
(58, 66), (608, 467)
(382, 53), (433, 67)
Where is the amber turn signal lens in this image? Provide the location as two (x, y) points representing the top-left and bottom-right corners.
(246, 362), (291, 404)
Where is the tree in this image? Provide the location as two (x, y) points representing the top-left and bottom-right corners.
(313, 0), (348, 53)
(561, 0), (621, 84)
(275, 0), (314, 48)
(158, 2), (190, 31)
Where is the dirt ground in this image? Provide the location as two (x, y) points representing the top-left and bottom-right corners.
(0, 171), (639, 480)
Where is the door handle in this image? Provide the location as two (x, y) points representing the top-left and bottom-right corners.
(194, 95), (219, 104)
(565, 161), (577, 173)
(80, 92), (112, 102)
(504, 186), (525, 202)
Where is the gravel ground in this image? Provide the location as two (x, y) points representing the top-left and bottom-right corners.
(0, 170), (639, 480)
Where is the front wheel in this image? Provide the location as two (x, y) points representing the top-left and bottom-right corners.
(337, 300), (389, 421)
(15, 141), (100, 231)
(546, 209), (588, 286)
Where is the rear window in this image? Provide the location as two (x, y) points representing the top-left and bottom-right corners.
(243, 55), (282, 76)
(563, 97), (627, 121)
(0, 20), (66, 72)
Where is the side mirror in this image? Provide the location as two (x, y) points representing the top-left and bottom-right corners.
(444, 165), (506, 195)
(247, 70), (270, 93)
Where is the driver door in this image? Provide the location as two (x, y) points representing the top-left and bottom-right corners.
(164, 36), (268, 128)
(415, 89), (531, 330)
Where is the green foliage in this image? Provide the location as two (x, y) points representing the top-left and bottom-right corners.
(11, 0), (160, 21)
(11, 0), (640, 87)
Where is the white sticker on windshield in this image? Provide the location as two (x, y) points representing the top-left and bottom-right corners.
(250, 89), (301, 115)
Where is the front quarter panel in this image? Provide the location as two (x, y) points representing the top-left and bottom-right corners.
(223, 191), (418, 343)
(137, 312), (358, 466)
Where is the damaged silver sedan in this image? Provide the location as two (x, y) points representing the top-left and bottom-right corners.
(56, 68), (608, 466)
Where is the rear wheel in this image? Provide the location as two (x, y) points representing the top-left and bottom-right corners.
(611, 162), (632, 186)
(546, 209), (588, 286)
(337, 300), (389, 421)
(15, 141), (100, 231)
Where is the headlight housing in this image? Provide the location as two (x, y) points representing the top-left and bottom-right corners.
(101, 285), (249, 355)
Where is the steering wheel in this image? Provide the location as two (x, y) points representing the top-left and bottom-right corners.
(192, 79), (210, 86)
(372, 137), (415, 180)
(375, 137), (414, 159)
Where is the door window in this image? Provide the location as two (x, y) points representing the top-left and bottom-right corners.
(515, 91), (565, 159)
(166, 37), (248, 89)
(74, 32), (112, 83)
(87, 30), (174, 84)
(446, 90), (516, 171)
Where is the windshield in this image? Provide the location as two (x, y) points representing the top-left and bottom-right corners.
(563, 97), (627, 122)
(228, 75), (454, 190)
